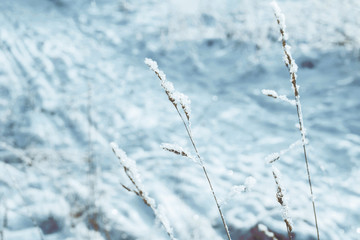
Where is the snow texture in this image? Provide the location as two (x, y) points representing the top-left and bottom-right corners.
(271, 1), (287, 40)
(0, 142), (33, 165)
(0, 0), (359, 239)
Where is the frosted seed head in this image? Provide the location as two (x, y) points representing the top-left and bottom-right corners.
(262, 89), (278, 98)
(271, 1), (287, 31)
(161, 143), (188, 157)
(144, 58), (159, 73)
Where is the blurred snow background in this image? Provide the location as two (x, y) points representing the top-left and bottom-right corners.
(0, 0), (359, 239)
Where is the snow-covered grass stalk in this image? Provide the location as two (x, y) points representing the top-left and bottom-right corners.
(272, 165), (293, 239)
(145, 58), (232, 240)
(110, 143), (176, 240)
(261, 89), (295, 106)
(271, 1), (320, 239)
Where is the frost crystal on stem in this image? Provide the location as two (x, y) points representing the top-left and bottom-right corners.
(161, 143), (198, 164)
(272, 165), (293, 239)
(161, 143), (189, 157)
(265, 140), (302, 164)
(262, 89), (296, 106)
(219, 176), (257, 206)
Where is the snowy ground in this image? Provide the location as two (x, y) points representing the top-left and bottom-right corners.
(0, 0), (359, 239)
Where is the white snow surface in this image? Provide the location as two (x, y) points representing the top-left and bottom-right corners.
(0, 0), (360, 240)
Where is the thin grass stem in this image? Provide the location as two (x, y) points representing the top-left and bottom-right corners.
(174, 106), (231, 240)
(271, 2), (320, 239)
(145, 58), (232, 240)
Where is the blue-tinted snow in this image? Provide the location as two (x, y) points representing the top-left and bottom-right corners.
(0, 0), (359, 239)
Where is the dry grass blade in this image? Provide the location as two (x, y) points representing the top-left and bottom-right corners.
(161, 143), (189, 157)
(161, 143), (199, 164)
(271, 1), (320, 239)
(145, 58), (232, 240)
